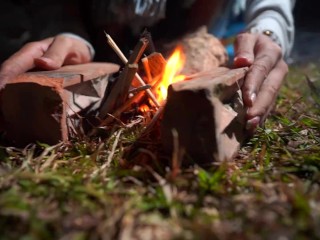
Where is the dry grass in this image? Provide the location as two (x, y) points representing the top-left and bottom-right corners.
(1, 62), (320, 240)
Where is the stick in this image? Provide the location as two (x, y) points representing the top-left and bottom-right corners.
(97, 90), (146, 129)
(105, 32), (160, 108)
(128, 37), (149, 64)
(129, 85), (151, 94)
(141, 106), (164, 136)
(142, 58), (153, 83)
(98, 63), (138, 119)
(141, 29), (156, 54)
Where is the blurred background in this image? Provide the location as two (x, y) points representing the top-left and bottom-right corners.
(291, 0), (320, 64)
(0, 0), (319, 65)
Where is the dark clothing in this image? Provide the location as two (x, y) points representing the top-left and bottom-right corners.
(0, 0), (226, 63)
(0, 0), (88, 62)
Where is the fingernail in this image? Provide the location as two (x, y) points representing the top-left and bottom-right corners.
(246, 116), (260, 131)
(234, 56), (251, 67)
(35, 57), (59, 69)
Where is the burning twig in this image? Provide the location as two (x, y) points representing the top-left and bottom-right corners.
(140, 29), (156, 54)
(142, 58), (153, 83)
(105, 32), (160, 108)
(129, 85), (151, 94)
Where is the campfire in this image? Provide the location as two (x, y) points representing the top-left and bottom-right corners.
(0, 28), (248, 166)
(95, 31), (248, 166)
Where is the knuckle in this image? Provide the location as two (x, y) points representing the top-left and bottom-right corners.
(252, 62), (269, 76)
(257, 38), (282, 57)
(265, 83), (279, 96)
(235, 32), (251, 46)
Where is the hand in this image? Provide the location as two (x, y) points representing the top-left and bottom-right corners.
(233, 32), (288, 133)
(0, 35), (92, 89)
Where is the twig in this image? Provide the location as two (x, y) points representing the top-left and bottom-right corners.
(141, 29), (156, 54)
(128, 84), (151, 94)
(91, 129), (123, 177)
(128, 37), (149, 64)
(98, 63), (138, 119)
(105, 32), (160, 108)
(140, 106), (164, 136)
(96, 90), (146, 128)
(103, 129), (123, 171)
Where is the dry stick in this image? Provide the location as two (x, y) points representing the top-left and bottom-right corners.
(98, 63), (138, 119)
(103, 129), (123, 172)
(105, 32), (160, 108)
(128, 37), (149, 64)
(89, 64), (138, 137)
(98, 90), (146, 127)
(91, 129), (123, 178)
(142, 58), (153, 83)
(141, 29), (156, 54)
(140, 106), (164, 137)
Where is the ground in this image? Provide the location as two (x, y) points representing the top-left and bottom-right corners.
(0, 31), (320, 239)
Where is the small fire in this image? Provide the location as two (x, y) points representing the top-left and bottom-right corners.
(156, 46), (186, 103)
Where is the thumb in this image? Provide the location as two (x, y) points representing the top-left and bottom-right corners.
(34, 35), (73, 70)
(34, 35), (91, 70)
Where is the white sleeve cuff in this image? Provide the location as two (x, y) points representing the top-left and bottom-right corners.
(246, 15), (292, 58)
(58, 32), (95, 60)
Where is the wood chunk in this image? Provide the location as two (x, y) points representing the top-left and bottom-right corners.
(0, 63), (119, 146)
(161, 67), (248, 165)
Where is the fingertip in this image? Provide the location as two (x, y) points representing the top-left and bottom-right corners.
(234, 56), (253, 68)
(245, 116), (261, 133)
(34, 57), (60, 70)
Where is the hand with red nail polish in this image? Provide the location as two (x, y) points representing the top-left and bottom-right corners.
(0, 35), (92, 89)
(233, 32), (288, 132)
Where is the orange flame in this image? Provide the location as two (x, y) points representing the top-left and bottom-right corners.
(140, 104), (150, 113)
(156, 46), (186, 103)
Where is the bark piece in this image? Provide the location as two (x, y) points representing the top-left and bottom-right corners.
(0, 63), (119, 146)
(161, 67), (248, 165)
(161, 26), (228, 75)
